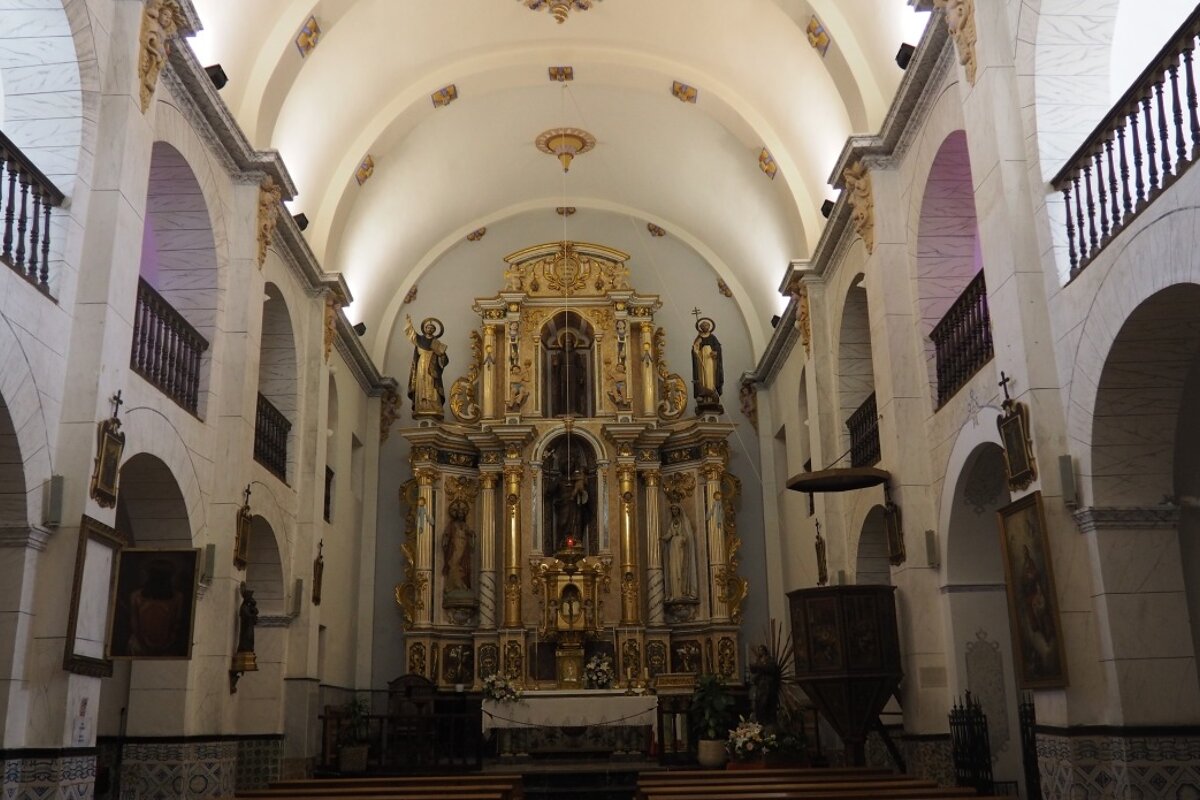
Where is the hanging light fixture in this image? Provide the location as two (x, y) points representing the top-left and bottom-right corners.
(536, 127), (596, 172)
(521, 0), (601, 24)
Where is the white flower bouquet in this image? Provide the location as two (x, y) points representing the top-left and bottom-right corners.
(726, 717), (777, 762)
(584, 654), (615, 688)
(482, 673), (522, 703)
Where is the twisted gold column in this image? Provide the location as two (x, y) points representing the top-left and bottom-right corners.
(618, 465), (641, 625)
(703, 464), (728, 621)
(503, 465), (523, 628)
(639, 321), (656, 416)
(643, 469), (664, 626)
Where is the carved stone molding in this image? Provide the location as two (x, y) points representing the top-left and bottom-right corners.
(0, 525), (52, 552)
(257, 615), (293, 628)
(138, 0), (184, 112)
(1072, 506), (1180, 533)
(258, 177), (283, 269)
(843, 161), (875, 254)
(933, 0), (978, 86)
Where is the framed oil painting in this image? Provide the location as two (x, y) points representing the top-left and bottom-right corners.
(88, 417), (124, 508)
(997, 400), (1037, 491)
(997, 491), (1068, 688)
(63, 516), (128, 677)
(108, 548), (200, 660)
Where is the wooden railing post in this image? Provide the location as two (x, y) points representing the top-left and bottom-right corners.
(0, 130), (66, 295)
(1051, 8), (1200, 275)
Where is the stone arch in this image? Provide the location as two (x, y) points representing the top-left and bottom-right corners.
(238, 511), (288, 734)
(915, 130), (986, 407)
(99, 452), (196, 748)
(853, 505), (891, 586)
(115, 406), (206, 539)
(247, 515), (285, 616)
(0, 316), (52, 525)
(940, 441), (1024, 793)
(257, 282), (299, 483)
(1066, 208), (1200, 506)
(836, 274), (876, 462)
(138, 141), (220, 418)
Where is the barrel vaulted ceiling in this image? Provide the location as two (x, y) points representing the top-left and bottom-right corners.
(187, 0), (929, 359)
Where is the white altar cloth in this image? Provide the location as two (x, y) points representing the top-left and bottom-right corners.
(481, 689), (657, 733)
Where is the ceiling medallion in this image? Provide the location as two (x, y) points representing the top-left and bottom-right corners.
(535, 127), (595, 172)
(520, 0), (600, 24)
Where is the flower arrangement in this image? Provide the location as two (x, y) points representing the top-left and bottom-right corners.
(584, 654), (615, 688)
(726, 717), (777, 762)
(482, 674), (522, 703)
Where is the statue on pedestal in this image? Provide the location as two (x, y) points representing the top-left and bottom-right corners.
(442, 499), (475, 598)
(405, 316), (449, 418)
(691, 317), (723, 411)
(663, 503), (697, 601)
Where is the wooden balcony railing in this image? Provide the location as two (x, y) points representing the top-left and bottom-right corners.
(1051, 5), (1200, 277)
(255, 393), (291, 481)
(131, 278), (209, 414)
(846, 392), (881, 468)
(1, 130), (65, 295)
(930, 271), (994, 408)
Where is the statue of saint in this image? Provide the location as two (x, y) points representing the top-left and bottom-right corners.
(691, 317), (723, 410)
(441, 500), (475, 597)
(553, 468), (591, 550)
(236, 583), (259, 655)
(749, 644), (781, 727)
(549, 330), (589, 417)
(663, 503), (697, 601)
(405, 316), (449, 417)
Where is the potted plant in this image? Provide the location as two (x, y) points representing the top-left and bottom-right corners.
(584, 654), (615, 689)
(482, 673), (523, 703)
(690, 674), (733, 768)
(337, 693), (370, 773)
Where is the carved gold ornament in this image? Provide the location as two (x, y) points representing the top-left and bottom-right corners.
(502, 242), (632, 299)
(661, 472), (696, 504)
(138, 0), (183, 113)
(653, 327), (688, 420)
(257, 177), (283, 268)
(934, 0), (978, 86)
(843, 161), (875, 255)
(450, 330), (483, 422)
(716, 471), (748, 622)
(395, 480), (427, 630)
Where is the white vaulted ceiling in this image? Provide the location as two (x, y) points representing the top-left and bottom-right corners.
(187, 0), (929, 361)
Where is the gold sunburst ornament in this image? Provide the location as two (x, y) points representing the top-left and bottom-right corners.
(536, 127), (596, 172)
(521, 0), (600, 24)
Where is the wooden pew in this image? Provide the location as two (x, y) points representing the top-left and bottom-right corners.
(640, 787), (983, 800)
(237, 793), (505, 800)
(247, 773), (523, 800)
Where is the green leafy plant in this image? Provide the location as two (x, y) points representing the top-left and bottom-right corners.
(339, 693), (371, 746)
(690, 674), (733, 741)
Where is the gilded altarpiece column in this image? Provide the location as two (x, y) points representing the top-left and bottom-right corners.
(414, 465), (437, 627)
(477, 469), (499, 630)
(702, 462), (729, 622)
(643, 469), (665, 626)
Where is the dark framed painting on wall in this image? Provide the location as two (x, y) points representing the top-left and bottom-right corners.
(997, 491), (1068, 688)
(108, 548), (200, 660)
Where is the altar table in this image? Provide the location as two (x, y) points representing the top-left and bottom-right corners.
(481, 689), (658, 733)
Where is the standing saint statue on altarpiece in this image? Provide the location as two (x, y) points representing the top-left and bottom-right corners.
(691, 317), (723, 411)
(663, 503), (698, 601)
(405, 316), (449, 417)
(441, 499), (475, 600)
(548, 330), (590, 417)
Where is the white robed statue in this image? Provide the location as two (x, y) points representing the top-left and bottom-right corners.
(663, 503), (697, 601)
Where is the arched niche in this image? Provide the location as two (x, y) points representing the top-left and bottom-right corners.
(257, 282), (299, 482)
(837, 276), (876, 461)
(541, 311), (596, 418)
(540, 433), (599, 555)
(0, 389), (26, 528)
(854, 505), (891, 586)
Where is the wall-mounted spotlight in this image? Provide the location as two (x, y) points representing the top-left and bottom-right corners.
(205, 64), (228, 90)
(292, 213), (309, 231)
(353, 322), (367, 336)
(895, 43), (915, 70)
(820, 199), (835, 218)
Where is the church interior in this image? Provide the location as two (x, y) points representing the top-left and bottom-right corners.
(1, 1), (1199, 798)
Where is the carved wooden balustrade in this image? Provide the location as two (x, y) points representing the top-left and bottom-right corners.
(1052, 5), (1200, 277)
(131, 278), (209, 414)
(0, 130), (65, 295)
(255, 392), (291, 481)
(930, 271), (993, 408)
(846, 391), (880, 468)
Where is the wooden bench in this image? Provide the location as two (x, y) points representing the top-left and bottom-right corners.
(640, 787), (985, 800)
(237, 773), (523, 800)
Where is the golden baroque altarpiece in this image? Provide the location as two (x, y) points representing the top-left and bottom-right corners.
(394, 242), (746, 690)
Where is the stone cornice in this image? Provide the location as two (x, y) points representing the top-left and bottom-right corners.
(162, 44), (394, 396)
(0, 526), (52, 551)
(1072, 506), (1181, 533)
(257, 615), (293, 629)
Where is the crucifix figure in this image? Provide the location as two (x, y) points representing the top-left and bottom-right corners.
(110, 390), (124, 420)
(998, 371), (1013, 403)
